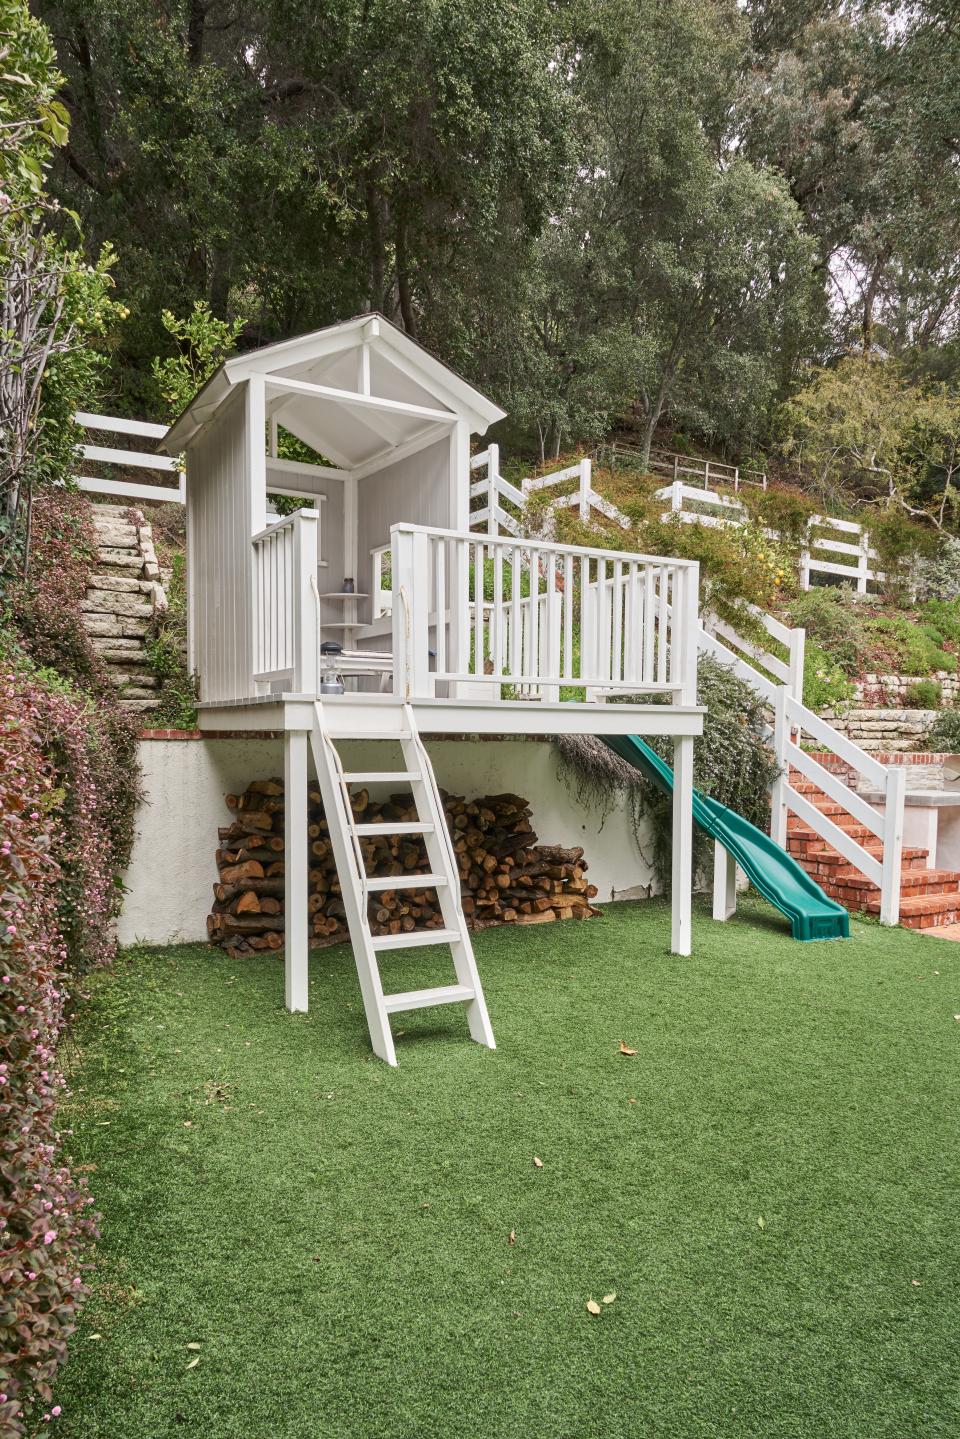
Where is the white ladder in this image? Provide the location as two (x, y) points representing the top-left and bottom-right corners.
(309, 701), (496, 1066)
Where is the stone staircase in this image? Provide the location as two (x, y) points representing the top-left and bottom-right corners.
(786, 769), (960, 930)
(81, 503), (167, 713)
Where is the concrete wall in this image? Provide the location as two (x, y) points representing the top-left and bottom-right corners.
(119, 733), (661, 947)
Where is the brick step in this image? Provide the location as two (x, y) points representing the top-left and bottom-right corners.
(816, 874), (960, 906)
(788, 840), (930, 870)
(787, 820), (881, 845)
(871, 894), (960, 930)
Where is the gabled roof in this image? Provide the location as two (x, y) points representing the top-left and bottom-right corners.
(160, 313), (506, 467)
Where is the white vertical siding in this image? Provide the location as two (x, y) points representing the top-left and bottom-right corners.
(186, 387), (258, 703)
(355, 438), (452, 625)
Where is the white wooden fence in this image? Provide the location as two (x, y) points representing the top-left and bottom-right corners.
(251, 509), (319, 692)
(657, 481), (887, 593)
(390, 523), (699, 706)
(74, 412), (183, 503)
(596, 441), (768, 491)
(470, 446), (630, 536)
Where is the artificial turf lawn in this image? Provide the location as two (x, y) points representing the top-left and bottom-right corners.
(57, 898), (960, 1439)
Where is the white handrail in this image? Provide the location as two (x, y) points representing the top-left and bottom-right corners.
(73, 411), (184, 505)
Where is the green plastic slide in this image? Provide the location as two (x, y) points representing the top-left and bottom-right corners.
(602, 734), (850, 942)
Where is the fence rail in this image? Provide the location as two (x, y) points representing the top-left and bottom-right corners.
(73, 411), (183, 504)
(656, 481), (887, 594)
(470, 447), (630, 536)
(595, 441), (768, 491)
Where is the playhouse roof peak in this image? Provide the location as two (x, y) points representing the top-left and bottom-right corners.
(161, 313), (506, 462)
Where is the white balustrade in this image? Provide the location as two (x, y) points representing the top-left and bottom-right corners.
(252, 508), (320, 692)
(390, 523), (699, 706)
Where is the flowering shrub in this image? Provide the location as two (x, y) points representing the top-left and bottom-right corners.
(0, 668), (100, 1437)
(0, 492), (143, 1431)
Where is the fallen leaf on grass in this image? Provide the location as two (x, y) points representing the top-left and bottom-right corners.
(619, 1042), (637, 1056)
(602, 1292), (617, 1305)
(911, 1279), (922, 1287)
(185, 1356), (200, 1370)
(89, 1334), (102, 1342)
(586, 1300), (602, 1316)
(757, 1216), (766, 1230)
(186, 1343), (202, 1351)
(508, 1229), (516, 1246)
(533, 1156), (543, 1169)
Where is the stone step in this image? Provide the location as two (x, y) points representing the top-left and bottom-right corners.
(106, 668), (159, 690)
(116, 697), (161, 713)
(83, 613), (151, 638)
(88, 573), (156, 595)
(82, 590), (153, 618)
(111, 684), (160, 700)
(95, 548), (145, 572)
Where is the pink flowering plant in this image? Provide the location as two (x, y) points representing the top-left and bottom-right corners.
(0, 495), (142, 1434)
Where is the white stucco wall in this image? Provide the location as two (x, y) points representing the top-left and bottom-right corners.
(119, 734), (661, 947)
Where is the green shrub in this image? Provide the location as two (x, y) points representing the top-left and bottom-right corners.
(918, 597), (960, 648)
(803, 642), (856, 711)
(912, 536), (960, 602)
(925, 708), (960, 751)
(904, 679), (941, 709)
(144, 552), (198, 728)
(740, 485), (817, 545)
(862, 616), (953, 676)
(785, 589), (865, 674)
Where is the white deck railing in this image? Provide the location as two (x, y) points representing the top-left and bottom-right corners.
(252, 509), (319, 691)
(390, 524), (699, 705)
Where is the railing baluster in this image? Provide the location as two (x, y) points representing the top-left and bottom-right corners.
(434, 537), (446, 677)
(492, 544), (504, 677)
(612, 559), (623, 686)
(473, 538), (484, 678)
(563, 552), (574, 682)
(656, 567), (669, 685)
(508, 542), (520, 682)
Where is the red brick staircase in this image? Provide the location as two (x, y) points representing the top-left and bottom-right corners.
(786, 770), (960, 930)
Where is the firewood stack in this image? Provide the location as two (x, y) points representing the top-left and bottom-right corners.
(207, 778), (600, 957)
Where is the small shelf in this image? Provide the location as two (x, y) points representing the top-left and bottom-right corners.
(322, 591), (370, 600)
(322, 620), (366, 630)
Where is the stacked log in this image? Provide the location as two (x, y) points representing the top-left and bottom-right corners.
(207, 778), (599, 956)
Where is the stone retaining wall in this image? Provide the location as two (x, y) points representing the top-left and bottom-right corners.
(854, 672), (960, 706)
(820, 707), (938, 753)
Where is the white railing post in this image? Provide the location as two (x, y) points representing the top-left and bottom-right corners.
(391, 526), (433, 700)
(293, 509), (319, 694)
(857, 528), (870, 595)
(578, 456), (591, 521)
(771, 686), (789, 848)
(671, 479), (682, 513)
(678, 561), (700, 706)
(713, 840), (737, 921)
(486, 442), (499, 537)
(880, 763), (905, 926)
(800, 522), (812, 591)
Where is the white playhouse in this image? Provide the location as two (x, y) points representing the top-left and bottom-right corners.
(159, 314), (704, 1065)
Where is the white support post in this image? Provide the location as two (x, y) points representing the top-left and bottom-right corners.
(770, 686), (789, 849)
(712, 839), (737, 922)
(293, 510), (319, 694)
(671, 479), (682, 513)
(671, 735), (695, 956)
(579, 456), (591, 521)
(704, 460), (711, 490)
(391, 527), (433, 700)
(880, 763), (906, 926)
(800, 521), (812, 591)
(486, 442), (499, 536)
(284, 729), (310, 1013)
(857, 529), (870, 595)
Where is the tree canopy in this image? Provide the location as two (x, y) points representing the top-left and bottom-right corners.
(21, 0), (960, 505)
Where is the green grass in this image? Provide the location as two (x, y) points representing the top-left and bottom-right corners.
(58, 899), (960, 1438)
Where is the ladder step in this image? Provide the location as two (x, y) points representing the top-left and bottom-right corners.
(327, 729), (411, 742)
(383, 984), (475, 1014)
(343, 770), (421, 784)
(372, 928), (462, 952)
(365, 873), (448, 892)
(355, 821), (433, 837)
